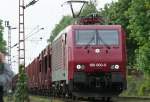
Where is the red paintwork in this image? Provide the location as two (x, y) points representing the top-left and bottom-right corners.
(67, 25), (126, 81)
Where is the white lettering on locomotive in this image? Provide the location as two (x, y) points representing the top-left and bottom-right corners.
(90, 63), (107, 67)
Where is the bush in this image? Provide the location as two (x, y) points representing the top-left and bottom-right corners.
(138, 78), (150, 96)
(121, 75), (150, 96)
(14, 65), (29, 102)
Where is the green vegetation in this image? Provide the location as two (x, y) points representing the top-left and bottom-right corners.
(80, 2), (98, 17)
(29, 96), (61, 102)
(0, 19), (6, 53)
(5, 96), (62, 102)
(48, 16), (73, 42)
(127, 0), (150, 75)
(14, 65), (29, 102)
(121, 76), (150, 96)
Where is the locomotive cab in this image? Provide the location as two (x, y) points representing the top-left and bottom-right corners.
(66, 25), (127, 97)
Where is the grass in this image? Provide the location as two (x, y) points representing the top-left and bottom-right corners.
(120, 75), (150, 97)
(29, 96), (62, 102)
(4, 95), (62, 102)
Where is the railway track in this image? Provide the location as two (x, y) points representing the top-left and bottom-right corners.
(33, 95), (150, 102)
(29, 94), (150, 102)
(118, 96), (150, 100)
(112, 96), (150, 102)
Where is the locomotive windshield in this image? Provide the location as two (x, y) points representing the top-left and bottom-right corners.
(75, 30), (96, 45)
(75, 29), (119, 45)
(97, 30), (119, 45)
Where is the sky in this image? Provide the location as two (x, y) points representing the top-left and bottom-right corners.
(0, 0), (117, 73)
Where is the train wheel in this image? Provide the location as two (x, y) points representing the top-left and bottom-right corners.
(72, 95), (77, 100)
(102, 97), (106, 101)
(88, 97), (95, 101)
(102, 97), (111, 102)
(106, 97), (111, 102)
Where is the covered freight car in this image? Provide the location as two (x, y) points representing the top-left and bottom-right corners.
(26, 45), (52, 95)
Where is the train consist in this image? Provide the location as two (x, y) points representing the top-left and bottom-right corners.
(13, 16), (127, 101)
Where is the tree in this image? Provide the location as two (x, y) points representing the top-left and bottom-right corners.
(0, 20), (6, 53)
(127, 0), (150, 75)
(80, 1), (98, 17)
(48, 16), (73, 42)
(14, 65), (29, 102)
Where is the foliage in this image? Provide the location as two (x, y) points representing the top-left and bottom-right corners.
(0, 19), (6, 53)
(121, 76), (150, 96)
(48, 16), (73, 42)
(138, 78), (150, 96)
(127, 0), (150, 75)
(126, 76), (141, 96)
(136, 43), (150, 75)
(80, 1), (98, 17)
(14, 65), (29, 102)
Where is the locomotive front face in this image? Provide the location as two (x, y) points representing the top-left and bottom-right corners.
(68, 25), (127, 97)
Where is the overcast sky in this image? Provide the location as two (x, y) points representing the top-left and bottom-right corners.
(0, 0), (117, 73)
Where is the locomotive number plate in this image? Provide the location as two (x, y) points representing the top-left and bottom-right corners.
(89, 63), (107, 67)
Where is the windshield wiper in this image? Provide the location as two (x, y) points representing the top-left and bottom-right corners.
(84, 35), (95, 49)
(97, 32), (111, 49)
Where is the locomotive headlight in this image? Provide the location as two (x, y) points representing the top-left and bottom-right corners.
(81, 64), (85, 70)
(111, 65), (115, 69)
(111, 64), (120, 69)
(76, 64), (81, 70)
(76, 64), (85, 70)
(114, 65), (119, 69)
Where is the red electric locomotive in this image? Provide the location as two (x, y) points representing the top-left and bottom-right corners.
(24, 15), (127, 101)
(51, 22), (127, 100)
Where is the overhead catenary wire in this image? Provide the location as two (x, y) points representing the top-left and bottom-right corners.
(11, 26), (44, 48)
